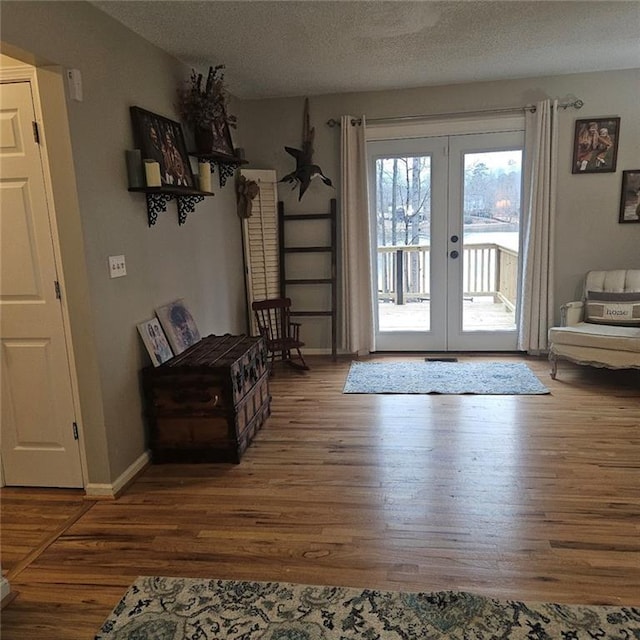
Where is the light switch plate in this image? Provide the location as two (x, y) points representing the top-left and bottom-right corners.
(108, 255), (126, 278)
(65, 68), (83, 102)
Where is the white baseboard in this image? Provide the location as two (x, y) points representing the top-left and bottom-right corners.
(85, 450), (150, 499)
(302, 348), (349, 355)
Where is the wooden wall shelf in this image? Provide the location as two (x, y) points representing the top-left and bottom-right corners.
(190, 152), (249, 188)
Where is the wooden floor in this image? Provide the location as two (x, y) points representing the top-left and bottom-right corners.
(1, 354), (639, 639)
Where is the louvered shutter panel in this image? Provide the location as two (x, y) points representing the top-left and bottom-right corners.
(241, 169), (280, 335)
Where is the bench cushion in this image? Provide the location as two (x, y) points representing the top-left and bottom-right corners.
(549, 322), (640, 354)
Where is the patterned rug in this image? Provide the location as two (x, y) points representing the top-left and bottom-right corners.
(95, 577), (638, 639)
(343, 361), (550, 394)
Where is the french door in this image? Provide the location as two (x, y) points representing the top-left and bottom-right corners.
(368, 129), (524, 351)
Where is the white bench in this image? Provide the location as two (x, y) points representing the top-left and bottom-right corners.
(548, 269), (640, 379)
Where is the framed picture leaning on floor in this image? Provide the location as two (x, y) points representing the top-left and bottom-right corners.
(155, 299), (201, 355)
(137, 318), (174, 367)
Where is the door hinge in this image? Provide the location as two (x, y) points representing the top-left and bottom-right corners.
(54, 280), (62, 299)
(72, 422), (79, 440)
(32, 121), (40, 144)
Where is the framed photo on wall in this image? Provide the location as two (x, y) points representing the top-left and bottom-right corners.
(571, 117), (620, 174)
(130, 106), (195, 188)
(619, 170), (640, 223)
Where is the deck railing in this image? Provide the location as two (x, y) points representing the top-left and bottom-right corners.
(377, 243), (518, 308)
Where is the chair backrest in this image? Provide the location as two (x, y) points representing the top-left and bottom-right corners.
(585, 270), (640, 296)
(252, 297), (292, 343)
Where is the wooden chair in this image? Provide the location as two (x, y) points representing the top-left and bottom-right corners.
(252, 297), (309, 372)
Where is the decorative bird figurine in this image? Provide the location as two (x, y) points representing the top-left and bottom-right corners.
(280, 97), (333, 201)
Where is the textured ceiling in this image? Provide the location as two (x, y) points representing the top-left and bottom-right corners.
(94, 1), (640, 99)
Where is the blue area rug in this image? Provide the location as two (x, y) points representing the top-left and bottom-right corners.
(343, 361), (550, 394)
(96, 577), (637, 639)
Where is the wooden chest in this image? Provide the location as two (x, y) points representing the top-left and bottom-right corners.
(143, 334), (270, 463)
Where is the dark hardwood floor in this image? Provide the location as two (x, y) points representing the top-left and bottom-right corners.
(1, 354), (639, 639)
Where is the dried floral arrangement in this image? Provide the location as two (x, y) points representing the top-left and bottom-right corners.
(177, 65), (237, 132)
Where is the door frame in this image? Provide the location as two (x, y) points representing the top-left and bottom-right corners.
(366, 116), (525, 352)
(0, 62), (88, 487)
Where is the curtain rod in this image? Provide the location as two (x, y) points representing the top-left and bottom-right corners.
(326, 98), (584, 127)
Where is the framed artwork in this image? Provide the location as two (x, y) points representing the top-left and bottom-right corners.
(137, 318), (174, 367)
(571, 117), (620, 174)
(209, 107), (235, 157)
(619, 170), (640, 223)
(155, 299), (201, 355)
(130, 106), (195, 188)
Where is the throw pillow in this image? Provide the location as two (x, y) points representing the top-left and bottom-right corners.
(585, 290), (640, 326)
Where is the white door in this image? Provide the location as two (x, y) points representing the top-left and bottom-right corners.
(369, 130), (523, 351)
(0, 80), (83, 487)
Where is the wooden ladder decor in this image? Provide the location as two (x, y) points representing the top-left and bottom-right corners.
(278, 198), (337, 358)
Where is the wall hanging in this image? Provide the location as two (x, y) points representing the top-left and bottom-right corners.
(177, 65), (246, 187)
(280, 97), (332, 201)
(571, 116), (620, 174)
(619, 170), (640, 223)
(236, 174), (260, 219)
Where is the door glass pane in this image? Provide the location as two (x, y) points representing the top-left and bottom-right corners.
(462, 150), (522, 331)
(374, 156), (432, 332)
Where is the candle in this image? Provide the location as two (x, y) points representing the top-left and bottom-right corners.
(125, 150), (144, 187)
(198, 162), (212, 192)
(144, 160), (161, 187)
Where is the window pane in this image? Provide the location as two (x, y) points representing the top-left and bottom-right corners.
(374, 156), (431, 332)
(462, 150), (521, 331)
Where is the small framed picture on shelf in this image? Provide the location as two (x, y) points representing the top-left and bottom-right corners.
(130, 106), (195, 188)
(155, 299), (201, 355)
(137, 318), (174, 367)
(193, 107), (236, 158)
(571, 117), (620, 174)
(209, 107), (236, 157)
(619, 170), (640, 223)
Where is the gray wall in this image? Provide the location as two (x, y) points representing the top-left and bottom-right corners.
(238, 69), (640, 347)
(1, 2), (247, 484)
(2, 1), (638, 485)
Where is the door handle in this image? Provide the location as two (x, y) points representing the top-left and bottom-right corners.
(450, 235), (459, 243)
(450, 250), (459, 259)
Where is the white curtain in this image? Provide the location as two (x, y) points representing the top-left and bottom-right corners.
(340, 115), (374, 354)
(517, 99), (558, 353)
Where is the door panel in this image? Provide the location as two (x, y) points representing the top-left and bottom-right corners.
(368, 129), (523, 352)
(368, 137), (448, 351)
(3, 340), (64, 445)
(447, 133), (523, 350)
(1, 180), (43, 298)
(0, 80), (83, 487)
